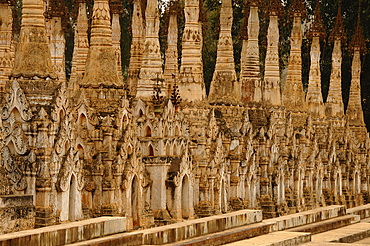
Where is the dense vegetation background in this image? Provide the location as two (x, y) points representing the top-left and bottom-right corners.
(9, 0), (370, 129)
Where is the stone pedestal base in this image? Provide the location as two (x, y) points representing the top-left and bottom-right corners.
(101, 203), (118, 216)
(35, 206), (54, 228)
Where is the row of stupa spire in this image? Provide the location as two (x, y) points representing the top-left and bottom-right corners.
(0, 0), (366, 127)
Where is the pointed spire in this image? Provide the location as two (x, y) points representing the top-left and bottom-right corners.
(326, 2), (344, 118)
(329, 0), (345, 42)
(263, 0), (282, 105)
(346, 1), (365, 128)
(307, 0), (325, 40)
(80, 0), (120, 87)
(282, 0), (306, 111)
(70, 1), (89, 87)
(136, 0), (165, 99)
(306, 0), (325, 117)
(164, 1), (180, 96)
(178, 0), (206, 102)
(11, 0), (55, 79)
(127, 0), (144, 95)
(240, 1), (261, 104)
(350, 0), (366, 54)
(208, 0), (238, 105)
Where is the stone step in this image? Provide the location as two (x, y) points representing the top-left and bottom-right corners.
(159, 221), (275, 246)
(264, 205), (346, 231)
(303, 242), (364, 246)
(223, 231), (311, 246)
(286, 214), (360, 235)
(347, 203), (370, 220)
(66, 209), (262, 246)
(142, 209), (262, 245)
(0, 217), (127, 246)
(311, 222), (370, 244)
(65, 231), (143, 246)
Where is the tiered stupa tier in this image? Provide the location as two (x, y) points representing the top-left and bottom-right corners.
(282, 0), (306, 111)
(240, 0), (261, 104)
(127, 0), (144, 95)
(80, 0), (120, 87)
(263, 0), (281, 106)
(326, 2), (345, 118)
(164, 2), (179, 96)
(178, 0), (206, 102)
(306, 0), (325, 118)
(70, 0), (89, 89)
(0, 0), (14, 90)
(208, 0), (239, 105)
(346, 4), (366, 138)
(137, 0), (165, 99)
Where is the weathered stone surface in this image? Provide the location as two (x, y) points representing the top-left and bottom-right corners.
(142, 209), (262, 245)
(1, 0), (370, 241)
(311, 222), (370, 243)
(263, 1), (281, 106)
(178, 0), (206, 101)
(208, 0), (239, 105)
(264, 205), (346, 231)
(241, 5), (261, 104)
(0, 217), (127, 246)
(137, 0), (165, 99)
(11, 0), (56, 79)
(0, 2), (14, 90)
(0, 195), (34, 234)
(80, 0), (120, 87)
(127, 0), (144, 95)
(282, 8), (306, 111)
(224, 231), (311, 246)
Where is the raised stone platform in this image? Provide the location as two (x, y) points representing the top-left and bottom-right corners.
(311, 222), (370, 243)
(142, 209), (262, 245)
(0, 217), (127, 246)
(67, 209), (262, 246)
(66, 231), (143, 246)
(224, 231), (311, 246)
(286, 214), (360, 235)
(160, 222), (275, 246)
(347, 204), (370, 219)
(264, 205), (346, 231)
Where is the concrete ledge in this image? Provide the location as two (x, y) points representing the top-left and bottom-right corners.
(264, 205), (346, 231)
(347, 204), (370, 219)
(0, 217), (127, 246)
(223, 231), (311, 246)
(286, 214), (360, 235)
(311, 222), (370, 243)
(142, 209), (262, 245)
(162, 222), (275, 246)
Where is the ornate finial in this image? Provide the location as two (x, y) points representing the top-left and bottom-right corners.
(152, 75), (165, 106)
(170, 75), (182, 106)
(168, 0), (180, 14)
(46, 0), (68, 18)
(307, 0), (326, 40)
(240, 4), (249, 40)
(291, 0), (306, 17)
(110, 0), (124, 15)
(350, 0), (366, 54)
(329, 0), (346, 42)
(245, 0), (261, 7)
(268, 0), (282, 16)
